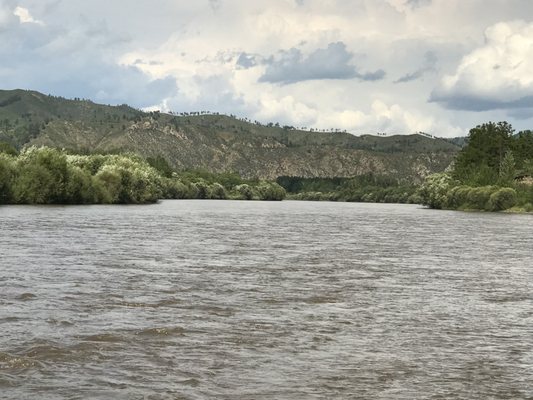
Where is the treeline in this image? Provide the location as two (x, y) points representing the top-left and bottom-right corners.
(277, 175), (419, 203)
(419, 122), (533, 212)
(0, 146), (285, 205)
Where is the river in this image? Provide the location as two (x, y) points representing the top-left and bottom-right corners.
(1, 201), (532, 399)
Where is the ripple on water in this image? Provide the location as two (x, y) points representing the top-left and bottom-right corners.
(16, 293), (36, 301)
(0, 352), (39, 370)
(136, 327), (187, 337)
(80, 333), (126, 343)
(115, 297), (182, 308)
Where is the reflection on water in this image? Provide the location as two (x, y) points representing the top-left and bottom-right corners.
(1, 200), (532, 399)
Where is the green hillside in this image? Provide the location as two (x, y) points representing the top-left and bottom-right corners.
(0, 89), (461, 182)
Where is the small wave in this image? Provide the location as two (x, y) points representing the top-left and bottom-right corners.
(0, 352), (38, 370)
(16, 293), (36, 301)
(0, 316), (22, 323)
(46, 318), (74, 327)
(0, 374), (18, 388)
(117, 297), (181, 308)
(13, 339), (102, 364)
(81, 333), (124, 343)
(178, 378), (200, 387)
(198, 305), (234, 317)
(136, 327), (186, 336)
(302, 295), (338, 304)
(483, 294), (532, 303)
(155, 298), (181, 307)
(24, 345), (71, 361)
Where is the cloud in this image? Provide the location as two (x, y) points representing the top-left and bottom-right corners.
(259, 42), (385, 84)
(0, 2), (178, 108)
(0, 0), (17, 30)
(236, 53), (257, 69)
(394, 51), (437, 83)
(208, 0), (221, 12)
(260, 43), (356, 84)
(14, 6), (44, 25)
(406, 0), (432, 8)
(431, 21), (533, 111)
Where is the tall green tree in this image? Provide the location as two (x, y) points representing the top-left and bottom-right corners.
(453, 121), (514, 185)
(498, 150), (516, 186)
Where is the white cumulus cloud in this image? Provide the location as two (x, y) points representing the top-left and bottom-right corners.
(431, 21), (533, 111)
(13, 6), (43, 25)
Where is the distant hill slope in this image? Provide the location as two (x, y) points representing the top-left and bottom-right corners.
(0, 89), (461, 181)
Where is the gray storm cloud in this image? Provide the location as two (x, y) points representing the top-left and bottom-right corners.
(259, 42), (385, 85)
(394, 51), (437, 84)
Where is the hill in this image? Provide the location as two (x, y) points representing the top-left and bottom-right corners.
(0, 89), (461, 182)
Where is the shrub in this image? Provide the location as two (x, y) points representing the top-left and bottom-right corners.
(235, 184), (254, 200)
(163, 178), (194, 199)
(208, 183), (227, 199)
(256, 182), (286, 201)
(93, 167), (122, 203)
(65, 166), (95, 203)
(13, 163), (55, 204)
(466, 186), (496, 210)
(418, 173), (455, 209)
(488, 188), (517, 211)
(0, 154), (16, 203)
(446, 185), (471, 209)
(15, 147), (70, 203)
(193, 181), (209, 199)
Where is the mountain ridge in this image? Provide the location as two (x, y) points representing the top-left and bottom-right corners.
(0, 89), (460, 181)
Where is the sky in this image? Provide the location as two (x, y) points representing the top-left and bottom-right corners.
(1, 0), (533, 137)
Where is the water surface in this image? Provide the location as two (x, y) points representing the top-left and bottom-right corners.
(1, 201), (532, 399)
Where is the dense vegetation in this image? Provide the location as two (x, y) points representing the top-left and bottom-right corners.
(419, 122), (533, 212)
(0, 146), (285, 204)
(277, 175), (419, 203)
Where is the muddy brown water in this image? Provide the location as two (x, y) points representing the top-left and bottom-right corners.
(1, 200), (532, 399)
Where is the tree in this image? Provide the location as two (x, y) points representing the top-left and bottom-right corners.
(0, 142), (18, 156)
(256, 182), (286, 201)
(453, 121), (514, 185)
(511, 130), (533, 172)
(418, 172), (455, 209)
(498, 150), (515, 186)
(0, 155), (15, 203)
(235, 184), (254, 200)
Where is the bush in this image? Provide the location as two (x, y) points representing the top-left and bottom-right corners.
(13, 163), (55, 204)
(418, 173), (455, 209)
(163, 178), (194, 199)
(193, 181), (209, 199)
(208, 183), (227, 199)
(0, 154), (16, 204)
(256, 182), (286, 201)
(234, 184), (254, 200)
(65, 166), (95, 203)
(0, 147), (286, 204)
(488, 188), (517, 211)
(93, 167), (122, 203)
(466, 186), (497, 210)
(0, 142), (18, 156)
(446, 185), (471, 209)
(14, 147), (70, 203)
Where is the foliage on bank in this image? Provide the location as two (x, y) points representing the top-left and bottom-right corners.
(0, 146), (286, 204)
(419, 122), (533, 212)
(277, 175), (420, 204)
